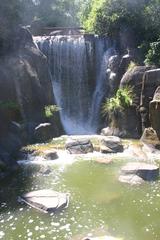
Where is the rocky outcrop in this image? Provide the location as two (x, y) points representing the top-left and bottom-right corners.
(140, 127), (160, 149)
(65, 139), (94, 154)
(0, 26), (56, 172)
(110, 66), (152, 138)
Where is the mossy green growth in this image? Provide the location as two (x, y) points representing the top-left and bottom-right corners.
(44, 105), (60, 118)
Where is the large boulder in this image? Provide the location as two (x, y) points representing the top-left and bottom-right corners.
(0, 26), (55, 169)
(117, 66), (153, 137)
(65, 139), (94, 154)
(0, 27), (53, 124)
(100, 136), (123, 153)
(140, 127), (160, 148)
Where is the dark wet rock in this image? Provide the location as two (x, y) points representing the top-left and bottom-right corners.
(119, 174), (145, 185)
(100, 136), (123, 153)
(43, 150), (58, 160)
(65, 139), (94, 154)
(18, 189), (69, 213)
(34, 123), (53, 143)
(121, 162), (159, 181)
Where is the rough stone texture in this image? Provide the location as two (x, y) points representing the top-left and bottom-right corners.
(119, 66), (152, 138)
(140, 127), (160, 149)
(65, 139), (94, 154)
(19, 189), (69, 213)
(150, 86), (160, 139)
(119, 174), (145, 185)
(140, 69), (160, 131)
(0, 26), (55, 170)
(101, 127), (122, 137)
(107, 55), (121, 96)
(100, 136), (123, 153)
(43, 150), (58, 160)
(121, 162), (159, 181)
(34, 123), (54, 143)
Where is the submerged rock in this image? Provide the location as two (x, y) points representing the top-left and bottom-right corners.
(65, 139), (93, 154)
(18, 189), (69, 213)
(100, 136), (123, 153)
(119, 174), (145, 185)
(121, 162), (159, 181)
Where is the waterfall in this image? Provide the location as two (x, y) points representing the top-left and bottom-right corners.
(34, 35), (113, 134)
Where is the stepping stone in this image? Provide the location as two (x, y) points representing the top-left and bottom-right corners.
(121, 162), (159, 181)
(100, 136), (123, 153)
(18, 189), (69, 213)
(65, 139), (93, 154)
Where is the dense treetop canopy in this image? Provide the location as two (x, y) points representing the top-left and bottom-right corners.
(1, 0), (160, 65)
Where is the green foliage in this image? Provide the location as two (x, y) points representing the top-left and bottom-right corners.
(44, 105), (60, 118)
(0, 101), (20, 111)
(102, 86), (134, 116)
(144, 38), (160, 66)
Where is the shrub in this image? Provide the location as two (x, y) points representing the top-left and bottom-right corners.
(102, 86), (134, 117)
(44, 105), (60, 118)
(144, 38), (160, 67)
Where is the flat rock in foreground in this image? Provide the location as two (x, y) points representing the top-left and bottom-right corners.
(18, 189), (69, 213)
(121, 162), (159, 181)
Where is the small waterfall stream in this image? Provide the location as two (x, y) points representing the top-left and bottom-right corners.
(34, 35), (114, 134)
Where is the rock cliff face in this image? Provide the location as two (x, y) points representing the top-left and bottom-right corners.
(111, 66), (160, 138)
(0, 27), (55, 173)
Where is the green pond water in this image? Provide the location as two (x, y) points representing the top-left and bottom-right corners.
(1, 159), (160, 240)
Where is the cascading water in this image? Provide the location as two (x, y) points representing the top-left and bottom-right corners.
(34, 34), (114, 134)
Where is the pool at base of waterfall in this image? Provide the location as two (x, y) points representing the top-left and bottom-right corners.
(0, 159), (160, 240)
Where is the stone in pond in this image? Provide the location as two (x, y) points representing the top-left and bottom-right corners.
(121, 162), (159, 181)
(65, 139), (93, 154)
(43, 150), (58, 160)
(119, 174), (145, 185)
(82, 236), (122, 240)
(18, 189), (69, 213)
(100, 136), (123, 153)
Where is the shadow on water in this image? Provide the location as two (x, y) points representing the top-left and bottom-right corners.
(1, 158), (160, 240)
